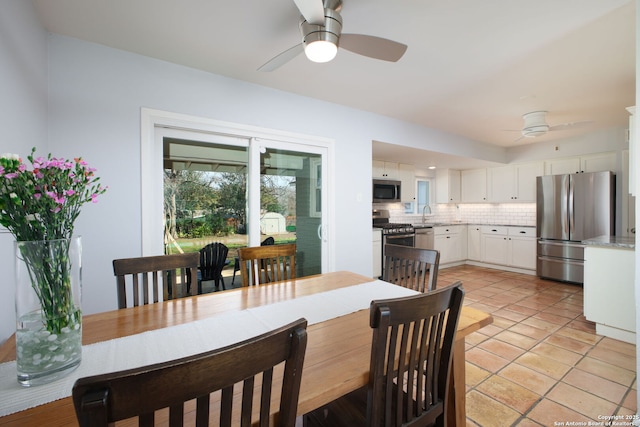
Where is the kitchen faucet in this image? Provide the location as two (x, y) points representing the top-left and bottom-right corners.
(421, 204), (432, 223)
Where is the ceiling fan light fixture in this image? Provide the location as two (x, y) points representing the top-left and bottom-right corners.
(521, 111), (549, 138)
(522, 125), (549, 138)
(304, 40), (338, 62)
(300, 7), (342, 63)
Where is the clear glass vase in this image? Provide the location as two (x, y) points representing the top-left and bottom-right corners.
(14, 236), (82, 386)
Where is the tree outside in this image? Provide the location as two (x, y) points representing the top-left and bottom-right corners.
(164, 169), (296, 257)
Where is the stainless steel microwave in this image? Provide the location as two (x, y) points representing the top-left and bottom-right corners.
(373, 179), (401, 203)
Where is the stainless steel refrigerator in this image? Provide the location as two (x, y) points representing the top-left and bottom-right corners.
(536, 171), (615, 284)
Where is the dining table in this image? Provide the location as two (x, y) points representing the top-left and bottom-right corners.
(0, 270), (492, 426)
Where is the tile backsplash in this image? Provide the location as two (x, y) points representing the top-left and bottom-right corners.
(374, 203), (536, 226)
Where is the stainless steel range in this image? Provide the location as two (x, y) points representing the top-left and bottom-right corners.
(373, 210), (415, 276)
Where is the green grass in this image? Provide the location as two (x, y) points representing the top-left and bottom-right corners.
(167, 236), (296, 255)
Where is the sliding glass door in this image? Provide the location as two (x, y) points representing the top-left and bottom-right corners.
(154, 126), (328, 282)
(252, 143), (324, 277)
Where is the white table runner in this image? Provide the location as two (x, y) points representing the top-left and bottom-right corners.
(0, 279), (418, 417)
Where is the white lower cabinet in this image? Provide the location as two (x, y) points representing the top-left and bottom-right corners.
(434, 225), (466, 264)
(584, 245), (635, 343)
(481, 226), (509, 265)
(479, 226), (536, 270)
(507, 227), (536, 270)
(425, 224), (535, 272)
(467, 226), (482, 261)
(372, 228), (382, 278)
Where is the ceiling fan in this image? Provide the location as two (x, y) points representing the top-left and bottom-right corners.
(507, 111), (592, 140)
(258, 0), (407, 72)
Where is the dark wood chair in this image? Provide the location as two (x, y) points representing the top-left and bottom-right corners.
(383, 244), (440, 292)
(304, 282), (464, 427)
(198, 242), (229, 292)
(238, 243), (296, 286)
(72, 318), (308, 427)
(112, 253), (199, 309)
(231, 237), (275, 286)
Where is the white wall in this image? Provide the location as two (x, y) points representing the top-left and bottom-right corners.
(0, 24), (505, 345)
(507, 127), (628, 163)
(0, 0), (48, 345)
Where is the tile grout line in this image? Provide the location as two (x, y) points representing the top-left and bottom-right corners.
(454, 267), (636, 426)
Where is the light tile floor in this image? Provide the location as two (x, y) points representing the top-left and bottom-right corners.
(437, 265), (637, 427)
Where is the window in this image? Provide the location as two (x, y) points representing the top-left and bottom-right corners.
(416, 178), (433, 215)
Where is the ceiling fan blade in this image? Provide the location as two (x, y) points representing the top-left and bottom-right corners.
(340, 34), (407, 62)
(293, 0), (325, 25)
(549, 120), (593, 131)
(258, 44), (304, 72)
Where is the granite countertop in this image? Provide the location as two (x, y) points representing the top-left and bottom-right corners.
(582, 235), (635, 249)
(413, 223), (535, 228)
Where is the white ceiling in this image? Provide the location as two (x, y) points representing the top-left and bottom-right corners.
(32, 0), (636, 167)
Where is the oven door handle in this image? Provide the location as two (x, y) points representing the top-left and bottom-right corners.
(386, 233), (415, 239)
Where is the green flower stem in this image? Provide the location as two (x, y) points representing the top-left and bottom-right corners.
(18, 239), (79, 334)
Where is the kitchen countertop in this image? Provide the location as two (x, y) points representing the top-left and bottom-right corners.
(375, 223), (535, 229)
(582, 235), (635, 249)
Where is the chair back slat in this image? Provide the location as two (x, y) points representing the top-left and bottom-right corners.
(383, 245), (440, 292)
(238, 244), (296, 286)
(369, 282), (464, 427)
(73, 318), (308, 427)
(113, 253), (199, 309)
(199, 242), (229, 292)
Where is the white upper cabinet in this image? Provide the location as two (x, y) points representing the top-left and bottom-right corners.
(488, 162), (543, 202)
(461, 169), (487, 203)
(544, 152), (616, 175)
(488, 166), (514, 203)
(515, 163), (544, 201)
(397, 163), (416, 202)
(580, 152), (617, 173)
(545, 157), (580, 175)
(373, 161), (415, 202)
(436, 169), (461, 204)
(372, 160), (398, 179)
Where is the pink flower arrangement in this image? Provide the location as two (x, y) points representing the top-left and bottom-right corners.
(0, 148), (107, 242)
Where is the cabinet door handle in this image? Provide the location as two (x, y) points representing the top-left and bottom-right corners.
(491, 229), (497, 232)
(520, 231), (526, 234)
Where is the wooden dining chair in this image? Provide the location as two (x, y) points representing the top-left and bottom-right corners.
(112, 252), (199, 309)
(383, 244), (440, 292)
(72, 318), (308, 427)
(198, 242), (229, 292)
(231, 236), (275, 286)
(304, 282), (464, 427)
(238, 243), (296, 286)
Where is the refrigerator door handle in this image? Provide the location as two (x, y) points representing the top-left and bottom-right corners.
(568, 176), (574, 237)
(538, 240), (585, 248)
(537, 255), (584, 267)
